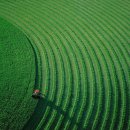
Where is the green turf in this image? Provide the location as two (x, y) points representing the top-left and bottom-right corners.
(0, 17), (38, 130)
(0, 0), (130, 130)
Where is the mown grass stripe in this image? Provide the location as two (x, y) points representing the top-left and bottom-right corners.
(78, 1), (129, 129)
(6, 1), (75, 129)
(16, 2), (71, 129)
(40, 0), (109, 129)
(40, 1), (96, 129)
(49, 1), (107, 129)
(55, 0), (119, 129)
(22, 1), (82, 129)
(73, 0), (129, 129)
(65, 0), (129, 129)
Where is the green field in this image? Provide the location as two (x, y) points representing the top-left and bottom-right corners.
(0, 0), (130, 130)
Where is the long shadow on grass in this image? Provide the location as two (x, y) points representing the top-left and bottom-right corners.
(23, 98), (66, 130)
(23, 97), (84, 130)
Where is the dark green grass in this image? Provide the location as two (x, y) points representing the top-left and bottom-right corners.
(0, 0), (130, 130)
(0, 18), (37, 130)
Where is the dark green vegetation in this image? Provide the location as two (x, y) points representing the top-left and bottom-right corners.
(0, 18), (37, 129)
(0, 0), (130, 130)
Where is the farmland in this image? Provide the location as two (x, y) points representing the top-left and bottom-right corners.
(0, 0), (130, 130)
(0, 17), (37, 129)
